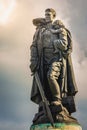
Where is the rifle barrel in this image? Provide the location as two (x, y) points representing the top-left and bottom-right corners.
(35, 72), (54, 127)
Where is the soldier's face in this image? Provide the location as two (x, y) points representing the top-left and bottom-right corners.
(45, 11), (54, 23)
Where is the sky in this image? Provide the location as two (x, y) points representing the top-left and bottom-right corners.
(0, 0), (87, 130)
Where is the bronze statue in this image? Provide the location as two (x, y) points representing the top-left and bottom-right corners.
(30, 8), (78, 125)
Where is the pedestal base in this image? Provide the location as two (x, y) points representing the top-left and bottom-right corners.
(30, 123), (82, 130)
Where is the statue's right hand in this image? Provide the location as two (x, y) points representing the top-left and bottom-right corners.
(30, 63), (38, 74)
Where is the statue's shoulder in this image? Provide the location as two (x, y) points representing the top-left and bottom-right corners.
(32, 18), (46, 27)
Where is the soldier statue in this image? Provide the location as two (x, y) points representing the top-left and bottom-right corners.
(30, 8), (78, 125)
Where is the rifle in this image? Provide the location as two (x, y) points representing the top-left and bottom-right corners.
(34, 72), (54, 127)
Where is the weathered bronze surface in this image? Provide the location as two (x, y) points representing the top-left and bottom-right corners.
(30, 8), (78, 125)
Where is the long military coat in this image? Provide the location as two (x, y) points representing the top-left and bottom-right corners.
(30, 24), (78, 113)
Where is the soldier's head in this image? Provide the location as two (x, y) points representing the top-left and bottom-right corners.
(45, 8), (56, 23)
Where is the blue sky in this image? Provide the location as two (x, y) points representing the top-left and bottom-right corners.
(0, 0), (87, 130)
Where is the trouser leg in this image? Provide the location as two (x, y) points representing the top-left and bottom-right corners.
(47, 61), (62, 102)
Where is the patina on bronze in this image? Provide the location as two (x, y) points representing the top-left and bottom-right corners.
(30, 8), (78, 125)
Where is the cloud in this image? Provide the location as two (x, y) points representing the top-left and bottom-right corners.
(73, 99), (87, 130)
(71, 38), (87, 99)
(66, 0), (87, 53)
(0, 68), (37, 127)
(0, 121), (30, 130)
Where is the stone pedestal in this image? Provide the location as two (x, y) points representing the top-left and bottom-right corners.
(30, 123), (82, 130)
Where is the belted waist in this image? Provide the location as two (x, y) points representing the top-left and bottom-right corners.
(43, 47), (54, 53)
